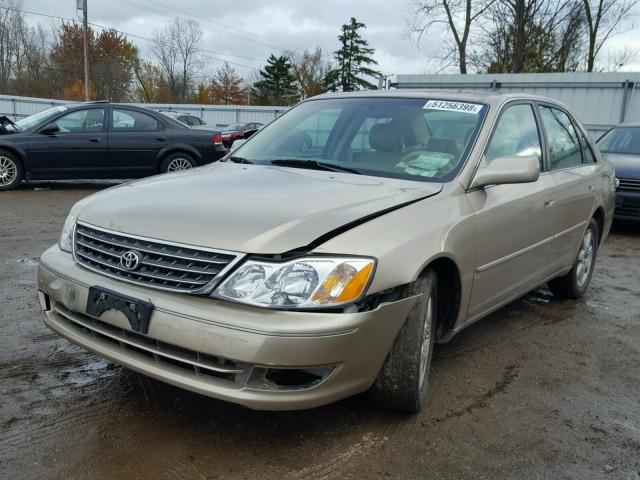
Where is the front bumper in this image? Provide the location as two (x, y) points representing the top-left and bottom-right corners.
(615, 190), (640, 220)
(37, 245), (417, 410)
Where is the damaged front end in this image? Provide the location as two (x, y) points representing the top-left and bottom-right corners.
(0, 116), (17, 134)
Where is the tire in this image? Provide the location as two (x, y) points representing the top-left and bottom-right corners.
(160, 152), (197, 173)
(548, 218), (599, 299)
(0, 150), (23, 191)
(369, 270), (437, 413)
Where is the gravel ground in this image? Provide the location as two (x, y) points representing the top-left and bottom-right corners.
(1, 182), (639, 480)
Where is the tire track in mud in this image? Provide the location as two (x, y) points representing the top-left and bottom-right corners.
(429, 363), (520, 426)
(283, 431), (391, 480)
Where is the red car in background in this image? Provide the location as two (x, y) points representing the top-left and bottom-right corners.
(221, 122), (263, 148)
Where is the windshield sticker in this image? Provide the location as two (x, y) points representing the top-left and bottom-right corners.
(424, 100), (483, 114)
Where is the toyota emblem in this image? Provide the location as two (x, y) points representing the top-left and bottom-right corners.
(120, 250), (142, 271)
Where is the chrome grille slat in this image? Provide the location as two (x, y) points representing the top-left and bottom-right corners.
(617, 177), (640, 191)
(75, 251), (209, 286)
(73, 222), (244, 294)
(76, 229), (231, 265)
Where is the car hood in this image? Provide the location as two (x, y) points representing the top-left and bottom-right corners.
(603, 152), (640, 179)
(77, 162), (442, 253)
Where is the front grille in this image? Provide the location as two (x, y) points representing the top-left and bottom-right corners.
(616, 202), (640, 216)
(74, 222), (244, 294)
(617, 177), (640, 191)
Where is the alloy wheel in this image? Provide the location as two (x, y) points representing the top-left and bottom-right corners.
(576, 229), (595, 288)
(0, 156), (17, 186)
(167, 158), (193, 172)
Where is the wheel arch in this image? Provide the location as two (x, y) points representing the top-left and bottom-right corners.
(0, 144), (26, 180)
(592, 206), (605, 246)
(418, 255), (462, 342)
(156, 145), (202, 170)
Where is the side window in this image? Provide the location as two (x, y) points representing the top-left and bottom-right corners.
(112, 109), (159, 131)
(580, 131), (597, 163)
(54, 109), (105, 133)
(485, 104), (542, 167)
(539, 106), (583, 169)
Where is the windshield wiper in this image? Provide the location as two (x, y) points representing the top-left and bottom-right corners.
(226, 156), (253, 164)
(270, 159), (361, 174)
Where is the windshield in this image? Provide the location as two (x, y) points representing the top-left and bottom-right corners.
(15, 106), (68, 130)
(232, 97), (487, 182)
(598, 127), (640, 155)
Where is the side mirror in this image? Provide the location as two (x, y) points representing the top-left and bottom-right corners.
(470, 155), (540, 189)
(230, 139), (246, 151)
(243, 128), (258, 139)
(39, 123), (59, 135)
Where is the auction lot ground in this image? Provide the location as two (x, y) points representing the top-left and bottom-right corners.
(1, 182), (640, 480)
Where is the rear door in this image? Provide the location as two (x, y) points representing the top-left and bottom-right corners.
(28, 107), (108, 179)
(107, 107), (168, 177)
(537, 104), (598, 273)
(466, 102), (556, 320)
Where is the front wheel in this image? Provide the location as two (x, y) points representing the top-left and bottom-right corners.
(369, 270), (437, 413)
(0, 151), (23, 191)
(548, 218), (599, 299)
(160, 152), (197, 173)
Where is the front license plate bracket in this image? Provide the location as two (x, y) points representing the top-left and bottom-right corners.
(86, 286), (154, 334)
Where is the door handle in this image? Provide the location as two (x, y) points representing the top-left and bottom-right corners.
(88, 137), (102, 142)
(156, 136), (167, 141)
(544, 199), (555, 208)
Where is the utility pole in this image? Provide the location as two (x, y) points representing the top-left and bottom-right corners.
(81, 0), (90, 101)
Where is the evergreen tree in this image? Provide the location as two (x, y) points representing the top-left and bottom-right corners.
(325, 18), (381, 92)
(251, 54), (297, 105)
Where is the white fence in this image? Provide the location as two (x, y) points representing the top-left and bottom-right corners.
(0, 94), (290, 127)
(393, 72), (640, 136)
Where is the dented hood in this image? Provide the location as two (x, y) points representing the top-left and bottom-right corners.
(78, 162), (442, 253)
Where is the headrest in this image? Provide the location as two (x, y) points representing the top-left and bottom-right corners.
(369, 123), (401, 152)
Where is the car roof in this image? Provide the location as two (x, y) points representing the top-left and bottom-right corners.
(311, 89), (565, 108)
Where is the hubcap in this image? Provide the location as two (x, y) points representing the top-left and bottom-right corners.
(418, 294), (433, 390)
(167, 158), (192, 172)
(0, 156), (17, 186)
(576, 229), (594, 288)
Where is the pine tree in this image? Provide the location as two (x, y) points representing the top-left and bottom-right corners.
(251, 54), (298, 105)
(325, 18), (381, 92)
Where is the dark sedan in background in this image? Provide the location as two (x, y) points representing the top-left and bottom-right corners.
(598, 123), (640, 221)
(220, 122), (263, 148)
(0, 102), (227, 191)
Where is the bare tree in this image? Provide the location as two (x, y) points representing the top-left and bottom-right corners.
(152, 18), (202, 102)
(582, 0), (638, 71)
(285, 47), (331, 99)
(473, 0), (586, 73)
(600, 45), (639, 70)
(0, 0), (26, 92)
(407, 0), (497, 74)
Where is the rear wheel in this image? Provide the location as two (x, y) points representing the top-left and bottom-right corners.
(160, 152), (196, 173)
(369, 270), (437, 413)
(0, 150), (22, 191)
(548, 218), (599, 299)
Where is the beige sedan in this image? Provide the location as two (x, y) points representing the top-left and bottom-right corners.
(37, 91), (615, 412)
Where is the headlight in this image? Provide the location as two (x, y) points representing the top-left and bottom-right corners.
(58, 200), (87, 252)
(214, 257), (376, 308)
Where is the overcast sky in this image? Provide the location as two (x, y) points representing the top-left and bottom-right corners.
(21, 0), (640, 81)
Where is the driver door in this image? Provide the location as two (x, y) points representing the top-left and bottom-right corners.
(466, 103), (556, 321)
(28, 107), (109, 179)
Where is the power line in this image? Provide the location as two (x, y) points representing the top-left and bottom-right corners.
(126, 0), (302, 54)
(0, 5), (261, 71)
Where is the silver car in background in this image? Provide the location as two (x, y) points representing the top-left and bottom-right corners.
(38, 91), (615, 412)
